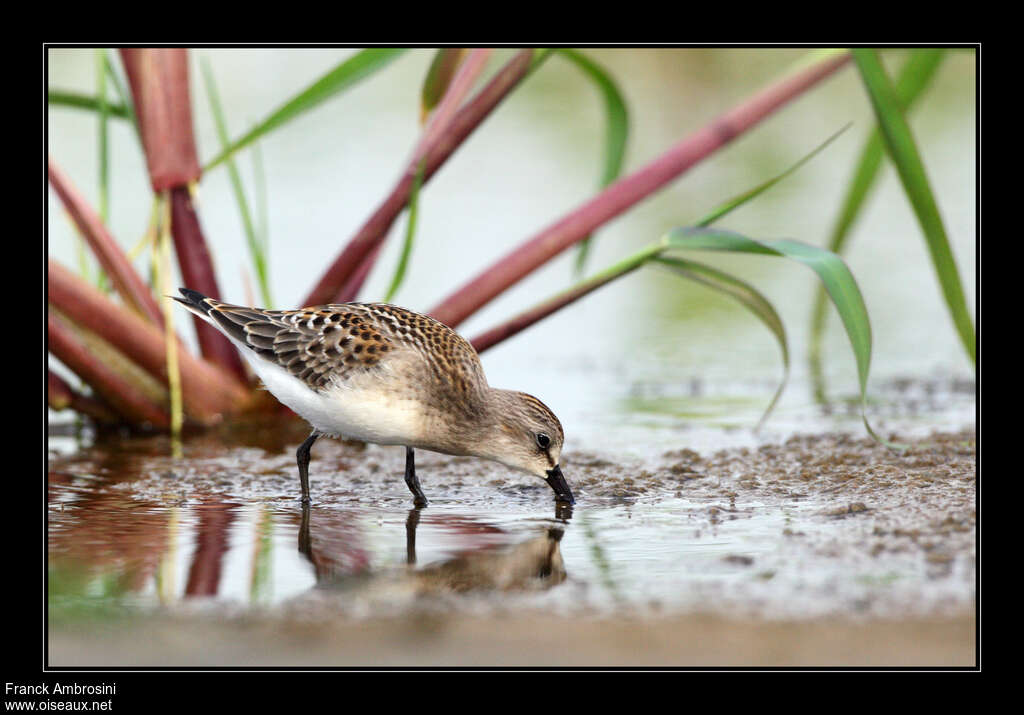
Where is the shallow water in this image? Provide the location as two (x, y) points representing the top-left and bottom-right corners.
(48, 386), (975, 625)
(47, 375), (976, 666)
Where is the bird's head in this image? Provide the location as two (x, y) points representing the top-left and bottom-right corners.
(476, 390), (574, 504)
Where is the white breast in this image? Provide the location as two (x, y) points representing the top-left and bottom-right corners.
(234, 339), (424, 445)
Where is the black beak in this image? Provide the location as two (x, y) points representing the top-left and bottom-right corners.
(545, 465), (575, 504)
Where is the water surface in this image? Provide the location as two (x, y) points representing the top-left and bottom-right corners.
(49, 407), (975, 627)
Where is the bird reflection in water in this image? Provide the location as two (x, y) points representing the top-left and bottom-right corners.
(298, 502), (572, 595)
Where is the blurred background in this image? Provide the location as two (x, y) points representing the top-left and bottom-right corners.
(47, 48), (977, 452)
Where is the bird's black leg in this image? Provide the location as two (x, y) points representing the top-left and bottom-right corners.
(406, 508), (421, 565)
(298, 500), (312, 560)
(404, 446), (429, 508)
(296, 430), (320, 503)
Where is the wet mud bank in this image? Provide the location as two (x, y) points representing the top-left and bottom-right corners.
(574, 428), (976, 583)
(48, 425), (976, 666)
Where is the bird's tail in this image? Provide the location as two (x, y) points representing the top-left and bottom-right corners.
(172, 287), (219, 325)
(172, 288), (271, 350)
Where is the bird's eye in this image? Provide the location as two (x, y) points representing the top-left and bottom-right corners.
(536, 432), (551, 449)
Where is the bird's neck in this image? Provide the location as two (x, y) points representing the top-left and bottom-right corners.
(426, 387), (516, 461)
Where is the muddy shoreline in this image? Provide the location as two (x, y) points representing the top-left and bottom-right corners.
(48, 423), (976, 666)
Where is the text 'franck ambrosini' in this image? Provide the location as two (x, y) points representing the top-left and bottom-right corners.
(5, 683), (117, 696)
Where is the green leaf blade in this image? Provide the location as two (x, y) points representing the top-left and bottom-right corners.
(665, 227), (871, 389)
(47, 89), (131, 119)
(203, 48), (408, 172)
(420, 49), (467, 123)
(557, 49), (630, 275)
(809, 49), (946, 400)
(663, 226), (894, 444)
(200, 57), (273, 307)
(383, 159), (426, 303)
(852, 49), (974, 365)
(696, 123), (852, 228)
(653, 255), (790, 429)
(104, 53), (142, 144)
(95, 50), (110, 225)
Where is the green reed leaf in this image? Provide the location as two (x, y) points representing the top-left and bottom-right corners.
(695, 123), (852, 228)
(663, 226), (894, 445)
(653, 256), (789, 429)
(557, 49), (629, 276)
(103, 53), (141, 143)
(48, 89), (131, 118)
(201, 57), (273, 308)
(810, 49), (946, 400)
(94, 50), (111, 294)
(95, 50), (109, 225)
(420, 49), (467, 123)
(531, 48), (555, 71)
(649, 127), (849, 427)
(203, 48), (408, 172)
(383, 159), (426, 303)
(580, 513), (623, 604)
(251, 132), (269, 257)
(249, 505), (275, 604)
(852, 49), (974, 365)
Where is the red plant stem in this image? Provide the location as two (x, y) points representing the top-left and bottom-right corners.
(119, 48), (202, 192)
(47, 370), (73, 407)
(336, 244), (382, 303)
(49, 259), (248, 423)
(118, 49), (243, 378)
(470, 263), (642, 354)
(410, 48), (492, 166)
(333, 50), (490, 305)
(169, 187), (247, 380)
(430, 51), (852, 328)
(48, 157), (164, 326)
(303, 49), (536, 307)
(184, 500), (238, 597)
(421, 49), (467, 121)
(48, 370), (119, 424)
(48, 311), (170, 428)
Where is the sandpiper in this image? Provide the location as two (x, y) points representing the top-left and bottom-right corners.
(174, 288), (574, 507)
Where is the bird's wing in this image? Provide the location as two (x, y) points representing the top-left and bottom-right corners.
(203, 301), (398, 391)
(174, 289), (486, 397)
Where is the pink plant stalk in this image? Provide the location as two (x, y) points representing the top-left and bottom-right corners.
(48, 310), (170, 428)
(49, 260), (249, 424)
(48, 370), (118, 424)
(430, 51), (852, 328)
(168, 187), (247, 379)
(119, 48), (246, 380)
(409, 48), (492, 166)
(48, 157), (164, 326)
(119, 49), (201, 191)
(420, 49), (468, 121)
(336, 244), (383, 303)
(184, 499), (238, 597)
(303, 50), (536, 306)
(331, 49), (491, 303)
